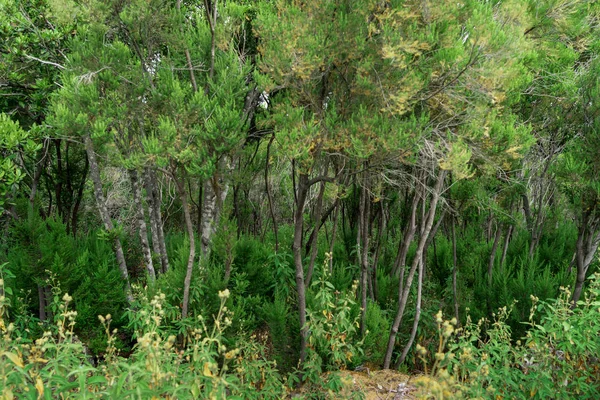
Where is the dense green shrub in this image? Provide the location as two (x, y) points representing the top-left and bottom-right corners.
(415, 273), (600, 399)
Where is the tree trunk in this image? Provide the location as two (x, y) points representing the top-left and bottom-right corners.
(305, 174), (327, 286)
(54, 139), (64, 220)
(265, 133), (279, 252)
(359, 180), (370, 337)
(396, 258), (423, 367)
(175, 172), (196, 318)
(392, 192), (419, 277)
(305, 200), (339, 255)
(328, 199), (340, 274)
(383, 169), (446, 369)
(200, 164), (231, 258)
(499, 224), (513, 270)
(451, 216), (460, 323)
(83, 134), (132, 302)
(572, 217), (600, 305)
(488, 223), (502, 286)
(129, 169), (156, 282)
(293, 173), (310, 366)
(145, 168), (169, 273)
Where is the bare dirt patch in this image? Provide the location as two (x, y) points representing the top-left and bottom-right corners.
(340, 369), (417, 399)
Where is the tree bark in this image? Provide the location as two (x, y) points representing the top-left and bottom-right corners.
(488, 223), (502, 286)
(83, 134), (132, 302)
(392, 192), (419, 277)
(499, 224), (513, 270)
(265, 133), (279, 252)
(572, 214), (600, 305)
(175, 172), (196, 318)
(54, 139), (64, 220)
(359, 179), (370, 337)
(145, 168), (170, 273)
(305, 173), (327, 286)
(293, 173), (310, 366)
(129, 169), (156, 282)
(451, 216), (460, 323)
(328, 199), (340, 274)
(383, 169), (446, 369)
(396, 258), (423, 367)
(200, 165), (231, 258)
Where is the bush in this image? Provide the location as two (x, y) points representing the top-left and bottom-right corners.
(0, 276), (287, 399)
(415, 273), (600, 399)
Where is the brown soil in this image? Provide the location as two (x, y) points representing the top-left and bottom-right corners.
(339, 369), (417, 399)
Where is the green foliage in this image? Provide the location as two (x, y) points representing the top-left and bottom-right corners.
(0, 115), (40, 215)
(0, 279), (287, 399)
(5, 216), (127, 349)
(306, 258), (363, 371)
(416, 273), (600, 399)
(360, 301), (390, 366)
(260, 290), (299, 374)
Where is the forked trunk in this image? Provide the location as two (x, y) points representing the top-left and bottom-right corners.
(129, 169), (156, 282)
(383, 169), (446, 369)
(305, 173), (327, 286)
(83, 134), (132, 302)
(572, 216), (600, 305)
(396, 258), (423, 367)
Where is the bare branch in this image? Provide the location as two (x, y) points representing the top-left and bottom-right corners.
(24, 54), (65, 70)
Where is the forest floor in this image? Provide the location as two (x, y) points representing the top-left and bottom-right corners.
(343, 369), (417, 399)
(294, 369), (417, 399)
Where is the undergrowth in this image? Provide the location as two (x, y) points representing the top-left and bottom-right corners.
(414, 273), (600, 399)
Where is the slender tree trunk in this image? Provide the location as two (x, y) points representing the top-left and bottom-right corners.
(200, 165), (230, 258)
(451, 216), (459, 323)
(392, 192), (419, 277)
(83, 134), (132, 302)
(146, 175), (162, 264)
(488, 223), (502, 285)
(145, 168), (169, 273)
(265, 134), (279, 252)
(396, 258), (423, 367)
(329, 200), (340, 274)
(500, 224), (513, 270)
(175, 173), (196, 318)
(305, 173), (327, 286)
(129, 169), (156, 282)
(200, 180), (216, 257)
(383, 169), (446, 369)
(293, 173), (310, 365)
(572, 219), (600, 305)
(359, 179), (370, 337)
(54, 139), (64, 220)
(485, 212), (493, 243)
